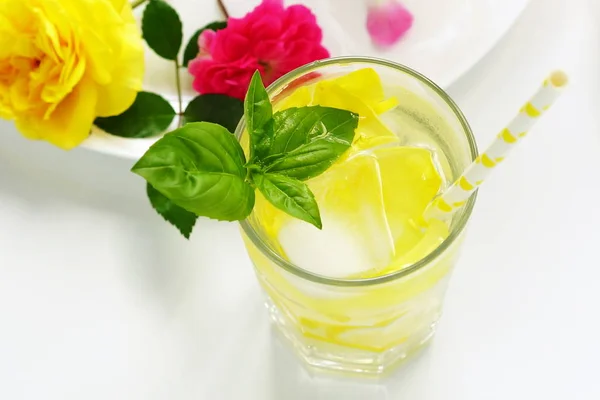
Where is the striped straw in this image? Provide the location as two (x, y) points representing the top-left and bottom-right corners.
(425, 70), (569, 221)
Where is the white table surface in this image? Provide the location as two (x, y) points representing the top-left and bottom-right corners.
(1, 0), (598, 398)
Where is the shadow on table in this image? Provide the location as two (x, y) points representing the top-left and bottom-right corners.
(0, 121), (147, 219)
(266, 328), (436, 400)
(0, 122), (258, 324)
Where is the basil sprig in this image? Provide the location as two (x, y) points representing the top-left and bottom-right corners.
(132, 71), (359, 237)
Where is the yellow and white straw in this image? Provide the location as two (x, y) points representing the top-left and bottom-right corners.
(425, 71), (569, 221)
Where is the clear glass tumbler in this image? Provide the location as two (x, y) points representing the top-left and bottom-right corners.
(237, 57), (478, 376)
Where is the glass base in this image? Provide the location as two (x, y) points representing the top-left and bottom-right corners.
(264, 296), (438, 377)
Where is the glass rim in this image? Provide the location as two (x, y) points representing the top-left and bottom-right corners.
(237, 56), (478, 287)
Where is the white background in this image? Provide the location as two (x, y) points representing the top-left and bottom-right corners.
(1, 0), (599, 398)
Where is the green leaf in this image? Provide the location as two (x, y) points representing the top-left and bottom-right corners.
(147, 183), (197, 239)
(253, 173), (322, 229)
(182, 21), (227, 67)
(132, 122), (255, 221)
(142, 0), (183, 60)
(244, 71), (273, 160)
(184, 94), (243, 133)
(94, 92), (176, 138)
(262, 106), (359, 180)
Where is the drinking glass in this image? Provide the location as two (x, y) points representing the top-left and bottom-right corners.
(237, 57), (478, 376)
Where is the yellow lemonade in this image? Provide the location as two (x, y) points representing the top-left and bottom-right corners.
(239, 59), (477, 375)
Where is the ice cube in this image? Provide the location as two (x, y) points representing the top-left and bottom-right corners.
(275, 146), (445, 279)
(278, 208), (392, 278)
(277, 154), (397, 278)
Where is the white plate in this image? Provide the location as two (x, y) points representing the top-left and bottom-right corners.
(83, 0), (529, 159)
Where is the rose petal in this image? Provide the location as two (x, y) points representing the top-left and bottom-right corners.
(198, 29), (216, 53)
(366, 1), (414, 47)
(16, 74), (98, 149)
(254, 40), (285, 61)
(250, 15), (282, 39)
(211, 31), (251, 61)
(285, 5), (317, 27)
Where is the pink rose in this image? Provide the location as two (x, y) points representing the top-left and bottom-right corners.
(188, 0), (330, 100)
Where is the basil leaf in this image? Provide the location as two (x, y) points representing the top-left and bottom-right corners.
(263, 107), (359, 180)
(254, 173), (322, 229)
(267, 106), (352, 155)
(142, 0), (183, 61)
(244, 71), (273, 160)
(183, 94), (243, 133)
(147, 183), (197, 239)
(132, 122), (254, 221)
(182, 21), (227, 67)
(94, 92), (176, 138)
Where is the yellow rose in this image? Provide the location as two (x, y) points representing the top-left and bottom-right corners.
(0, 0), (144, 149)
